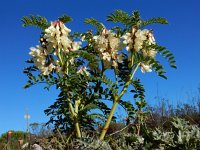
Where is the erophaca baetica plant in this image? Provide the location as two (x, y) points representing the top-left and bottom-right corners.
(22, 10), (176, 140)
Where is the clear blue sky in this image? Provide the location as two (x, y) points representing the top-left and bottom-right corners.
(0, 0), (200, 135)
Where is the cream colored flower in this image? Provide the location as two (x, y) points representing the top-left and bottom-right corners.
(140, 63), (152, 73)
(40, 63), (55, 76)
(81, 35), (86, 41)
(77, 66), (90, 76)
(71, 41), (82, 51)
(93, 35), (108, 52)
(135, 29), (148, 40)
(123, 28), (156, 53)
(29, 46), (46, 66)
(122, 27), (137, 51)
(117, 54), (123, 63)
(44, 21), (73, 51)
(93, 28), (121, 51)
(59, 36), (72, 51)
(122, 32), (133, 51)
(122, 33), (132, 44)
(147, 32), (156, 44)
(102, 52), (111, 61)
(134, 29), (148, 51)
(93, 28), (122, 68)
(29, 46), (55, 75)
(142, 49), (157, 58)
(109, 36), (120, 50)
(112, 61), (118, 68)
(29, 46), (41, 57)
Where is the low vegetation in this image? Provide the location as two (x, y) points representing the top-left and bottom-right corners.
(1, 101), (199, 149)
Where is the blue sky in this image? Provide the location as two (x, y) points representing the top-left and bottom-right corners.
(0, 0), (200, 135)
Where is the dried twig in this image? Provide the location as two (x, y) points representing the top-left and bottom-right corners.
(108, 124), (132, 136)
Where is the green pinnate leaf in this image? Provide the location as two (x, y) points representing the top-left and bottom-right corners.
(22, 15), (49, 30)
(85, 18), (105, 32)
(58, 14), (72, 23)
(141, 17), (168, 27)
(107, 10), (130, 26)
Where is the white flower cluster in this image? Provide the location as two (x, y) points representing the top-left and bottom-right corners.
(122, 28), (155, 55)
(29, 21), (82, 75)
(29, 46), (55, 75)
(93, 29), (123, 68)
(123, 28), (145, 52)
(29, 21), (157, 75)
(142, 31), (156, 58)
(44, 21), (81, 52)
(122, 27), (156, 73)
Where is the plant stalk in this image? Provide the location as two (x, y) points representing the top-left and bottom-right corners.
(99, 100), (118, 140)
(99, 63), (140, 140)
(64, 55), (81, 137)
(75, 99), (81, 138)
(75, 121), (81, 138)
(68, 101), (81, 138)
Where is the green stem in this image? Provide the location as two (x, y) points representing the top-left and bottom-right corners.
(99, 100), (118, 140)
(75, 121), (81, 138)
(68, 100), (81, 138)
(57, 48), (63, 66)
(74, 99), (81, 138)
(130, 51), (134, 68)
(64, 55), (80, 137)
(118, 63), (140, 99)
(66, 61), (69, 74)
(99, 63), (140, 140)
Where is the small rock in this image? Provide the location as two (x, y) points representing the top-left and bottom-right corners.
(32, 143), (43, 150)
(22, 142), (29, 149)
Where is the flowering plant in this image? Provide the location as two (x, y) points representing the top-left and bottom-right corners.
(22, 10), (176, 140)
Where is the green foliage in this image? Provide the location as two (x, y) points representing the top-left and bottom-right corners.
(156, 45), (177, 68)
(44, 91), (74, 133)
(130, 11), (141, 27)
(58, 14), (72, 23)
(106, 10), (141, 28)
(107, 10), (168, 29)
(148, 58), (168, 79)
(42, 118), (199, 149)
(141, 17), (168, 27)
(0, 130), (27, 150)
(74, 50), (99, 70)
(44, 72), (107, 134)
(23, 65), (58, 90)
(119, 100), (135, 120)
(107, 10), (130, 26)
(84, 18), (105, 32)
(99, 75), (118, 97)
(22, 14), (72, 31)
(22, 15), (49, 30)
(117, 54), (131, 82)
(90, 119), (200, 150)
(131, 78), (145, 101)
(72, 138), (113, 150)
(143, 118), (200, 149)
(93, 100), (111, 116)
